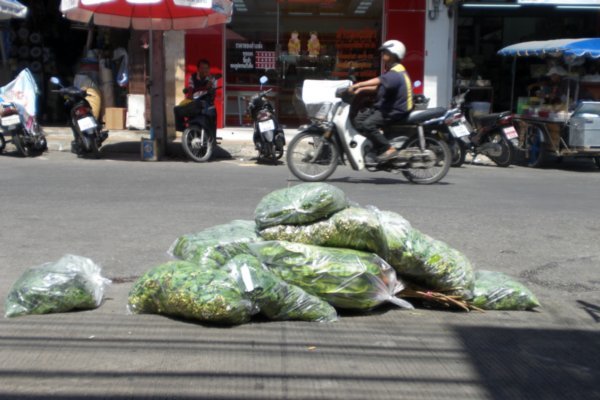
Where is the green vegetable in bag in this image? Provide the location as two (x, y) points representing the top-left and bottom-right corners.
(394, 229), (475, 299)
(259, 207), (388, 258)
(225, 254), (338, 322)
(5, 254), (110, 318)
(128, 260), (255, 325)
(471, 270), (540, 311)
(247, 241), (413, 311)
(369, 207), (412, 267)
(170, 220), (260, 263)
(254, 183), (349, 229)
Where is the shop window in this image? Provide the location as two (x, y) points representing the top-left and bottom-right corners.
(225, 0), (382, 126)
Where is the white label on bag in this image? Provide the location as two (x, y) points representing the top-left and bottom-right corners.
(1, 115), (20, 127)
(240, 265), (255, 292)
(259, 119), (275, 133)
(77, 116), (97, 131)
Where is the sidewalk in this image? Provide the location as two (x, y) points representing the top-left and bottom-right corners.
(42, 126), (262, 160)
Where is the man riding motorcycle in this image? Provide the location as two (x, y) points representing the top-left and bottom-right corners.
(348, 40), (414, 162)
(173, 59), (217, 132)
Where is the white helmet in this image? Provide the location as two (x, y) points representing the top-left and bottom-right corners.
(379, 40), (406, 61)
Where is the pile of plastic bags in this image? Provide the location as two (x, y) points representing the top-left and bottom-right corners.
(4, 183), (539, 325)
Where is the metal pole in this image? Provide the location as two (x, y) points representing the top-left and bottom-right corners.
(510, 57), (516, 112)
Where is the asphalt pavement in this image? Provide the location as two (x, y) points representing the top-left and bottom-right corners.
(0, 144), (599, 399)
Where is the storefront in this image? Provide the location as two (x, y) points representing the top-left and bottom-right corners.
(184, 0), (435, 128)
(455, 0), (600, 113)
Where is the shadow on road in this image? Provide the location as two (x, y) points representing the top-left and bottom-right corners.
(454, 325), (600, 400)
(97, 141), (235, 163)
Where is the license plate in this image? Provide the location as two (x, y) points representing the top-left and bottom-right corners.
(259, 119), (275, 133)
(77, 116), (97, 131)
(503, 126), (519, 139)
(449, 122), (471, 138)
(1, 114), (20, 127)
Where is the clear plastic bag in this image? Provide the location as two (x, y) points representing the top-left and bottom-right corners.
(369, 207), (412, 267)
(247, 241), (413, 311)
(225, 254), (338, 322)
(471, 270), (540, 311)
(254, 183), (349, 230)
(127, 260), (256, 325)
(259, 207), (388, 259)
(393, 229), (475, 299)
(5, 254), (111, 318)
(169, 220), (260, 264)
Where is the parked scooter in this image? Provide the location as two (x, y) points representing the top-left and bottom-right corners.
(286, 80), (451, 184)
(50, 77), (108, 158)
(448, 90), (518, 167)
(179, 74), (222, 163)
(247, 76), (285, 163)
(0, 101), (46, 157)
(0, 69), (47, 157)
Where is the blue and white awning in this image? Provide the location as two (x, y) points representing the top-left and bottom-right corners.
(498, 38), (600, 59)
(0, 0), (27, 20)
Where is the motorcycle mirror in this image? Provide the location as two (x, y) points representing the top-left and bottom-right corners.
(50, 76), (62, 86)
(414, 80), (422, 88)
(259, 76), (269, 85)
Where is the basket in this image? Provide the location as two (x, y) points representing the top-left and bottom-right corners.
(305, 102), (333, 121)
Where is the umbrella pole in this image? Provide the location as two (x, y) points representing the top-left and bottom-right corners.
(150, 29), (167, 159)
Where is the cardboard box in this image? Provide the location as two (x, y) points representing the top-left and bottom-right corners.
(105, 107), (127, 130)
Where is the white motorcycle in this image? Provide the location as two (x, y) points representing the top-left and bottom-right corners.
(286, 80), (451, 184)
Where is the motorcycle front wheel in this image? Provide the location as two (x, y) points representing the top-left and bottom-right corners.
(182, 125), (214, 162)
(402, 135), (451, 184)
(287, 132), (339, 182)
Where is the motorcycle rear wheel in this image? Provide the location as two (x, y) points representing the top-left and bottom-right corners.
(287, 132), (339, 182)
(12, 131), (31, 157)
(0, 133), (6, 153)
(87, 134), (101, 159)
(450, 140), (467, 167)
(182, 125), (214, 162)
(486, 131), (512, 167)
(402, 136), (451, 184)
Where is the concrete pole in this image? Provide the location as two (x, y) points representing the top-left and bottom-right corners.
(151, 30), (167, 158)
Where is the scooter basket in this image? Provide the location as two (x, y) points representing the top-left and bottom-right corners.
(305, 103), (333, 121)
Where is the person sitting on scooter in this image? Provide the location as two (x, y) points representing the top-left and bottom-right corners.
(173, 59), (217, 132)
(348, 40), (414, 162)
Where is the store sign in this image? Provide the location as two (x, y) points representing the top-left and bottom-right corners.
(229, 42), (264, 71)
(255, 51), (276, 70)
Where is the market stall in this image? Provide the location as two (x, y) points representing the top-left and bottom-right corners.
(498, 38), (600, 168)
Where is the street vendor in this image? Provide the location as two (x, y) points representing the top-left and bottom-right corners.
(543, 66), (570, 105)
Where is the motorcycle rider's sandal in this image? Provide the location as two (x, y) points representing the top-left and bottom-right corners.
(376, 147), (398, 162)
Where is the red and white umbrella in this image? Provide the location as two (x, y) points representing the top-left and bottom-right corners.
(60, 0), (233, 30)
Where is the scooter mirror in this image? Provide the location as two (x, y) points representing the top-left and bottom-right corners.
(50, 76), (61, 86)
(414, 80), (422, 88)
(259, 76), (268, 85)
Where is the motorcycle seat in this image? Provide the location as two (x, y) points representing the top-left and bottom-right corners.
(405, 107), (447, 124)
(472, 111), (510, 128)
